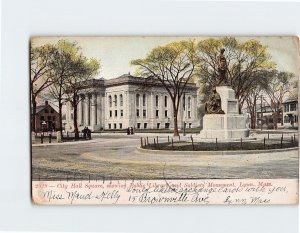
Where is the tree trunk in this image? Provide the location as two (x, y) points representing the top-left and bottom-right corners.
(273, 111), (278, 130)
(31, 97), (37, 133)
(73, 102), (79, 140)
(172, 102), (179, 137)
(58, 101), (63, 139)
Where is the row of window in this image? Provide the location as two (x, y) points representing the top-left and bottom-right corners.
(108, 109), (192, 118)
(108, 94), (124, 107)
(43, 109), (55, 114)
(284, 115), (298, 123)
(284, 103), (298, 112)
(107, 122), (193, 129)
(40, 116), (56, 121)
(108, 94), (192, 109)
(109, 110), (124, 118)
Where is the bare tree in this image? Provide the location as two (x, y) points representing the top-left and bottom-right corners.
(46, 40), (82, 138)
(264, 71), (295, 129)
(64, 56), (100, 139)
(30, 44), (56, 132)
(131, 40), (198, 136)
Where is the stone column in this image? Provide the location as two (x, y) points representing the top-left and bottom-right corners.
(97, 94), (101, 128)
(91, 93), (97, 127)
(150, 92), (154, 128)
(78, 95), (82, 126)
(84, 94), (89, 126)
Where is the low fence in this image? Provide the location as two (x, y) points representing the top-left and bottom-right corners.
(139, 133), (298, 151)
(33, 131), (91, 144)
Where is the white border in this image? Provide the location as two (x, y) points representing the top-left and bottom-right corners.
(0, 0), (299, 232)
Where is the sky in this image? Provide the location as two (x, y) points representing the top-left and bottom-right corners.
(32, 36), (299, 80)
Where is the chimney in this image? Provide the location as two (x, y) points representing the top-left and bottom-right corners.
(45, 100), (48, 105)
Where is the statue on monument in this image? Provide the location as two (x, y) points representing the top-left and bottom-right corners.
(217, 48), (228, 86)
(205, 87), (225, 114)
(205, 48), (230, 114)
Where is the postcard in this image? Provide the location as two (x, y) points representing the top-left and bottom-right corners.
(31, 36), (299, 204)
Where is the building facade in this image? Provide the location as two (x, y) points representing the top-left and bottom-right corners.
(34, 101), (60, 132)
(65, 74), (199, 132)
(283, 97), (298, 128)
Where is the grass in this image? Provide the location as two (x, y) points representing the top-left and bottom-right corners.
(142, 139), (298, 151)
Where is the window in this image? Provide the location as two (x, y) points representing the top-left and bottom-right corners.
(108, 124), (111, 129)
(157, 123), (160, 129)
(136, 94), (140, 107)
(165, 123), (170, 129)
(290, 102), (297, 111)
(156, 110), (159, 118)
(136, 109), (140, 117)
(165, 110), (168, 117)
(188, 111), (191, 118)
(109, 95), (112, 107)
(284, 104), (289, 112)
(44, 109), (49, 113)
(137, 123), (141, 129)
(51, 109), (54, 113)
(189, 123), (192, 128)
(143, 109), (146, 117)
(183, 94), (186, 110)
(119, 123), (123, 129)
(114, 95), (117, 107)
(120, 94), (123, 106)
(284, 116), (289, 123)
(40, 116), (45, 121)
(47, 116), (51, 121)
(188, 97), (191, 109)
(71, 113), (73, 120)
(115, 110), (117, 117)
(52, 116), (56, 121)
(155, 95), (159, 107)
(120, 110), (123, 117)
(114, 123), (117, 129)
(109, 110), (112, 118)
(164, 96), (168, 107)
(143, 94), (146, 107)
(144, 123), (147, 129)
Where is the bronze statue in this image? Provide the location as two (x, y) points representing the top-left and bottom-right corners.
(217, 48), (228, 85)
(205, 87), (225, 114)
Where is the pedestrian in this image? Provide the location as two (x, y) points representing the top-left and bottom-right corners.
(127, 127), (130, 135)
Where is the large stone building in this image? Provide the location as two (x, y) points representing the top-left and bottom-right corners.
(65, 74), (199, 132)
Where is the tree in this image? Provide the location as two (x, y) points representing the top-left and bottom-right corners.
(30, 44), (56, 132)
(46, 40), (82, 138)
(264, 71), (295, 129)
(131, 40), (198, 136)
(196, 37), (275, 113)
(64, 56), (100, 139)
(245, 70), (271, 129)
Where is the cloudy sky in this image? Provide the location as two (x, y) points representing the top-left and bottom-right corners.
(32, 36), (299, 79)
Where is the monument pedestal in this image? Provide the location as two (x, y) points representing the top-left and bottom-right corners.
(199, 85), (249, 140)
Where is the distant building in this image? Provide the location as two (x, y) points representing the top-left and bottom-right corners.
(256, 103), (282, 129)
(34, 101), (60, 132)
(65, 74), (199, 131)
(282, 97), (298, 128)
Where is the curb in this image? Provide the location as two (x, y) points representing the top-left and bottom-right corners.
(136, 146), (299, 155)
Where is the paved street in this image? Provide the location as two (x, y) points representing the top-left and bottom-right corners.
(32, 133), (299, 180)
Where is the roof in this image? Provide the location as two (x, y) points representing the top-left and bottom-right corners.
(36, 105), (46, 114)
(35, 104), (58, 114)
(283, 97), (298, 104)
